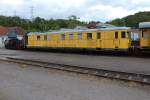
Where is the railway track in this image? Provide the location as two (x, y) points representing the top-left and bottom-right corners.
(0, 56), (150, 84)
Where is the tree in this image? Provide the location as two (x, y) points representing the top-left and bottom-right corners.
(107, 11), (150, 28)
(0, 15), (85, 31)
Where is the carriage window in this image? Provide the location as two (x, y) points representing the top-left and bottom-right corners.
(97, 32), (101, 39)
(142, 30), (148, 38)
(61, 34), (65, 40)
(44, 35), (47, 40)
(37, 36), (41, 40)
(47, 35), (51, 40)
(121, 31), (126, 38)
(115, 32), (118, 39)
(69, 34), (73, 40)
(78, 33), (82, 40)
(87, 33), (92, 40)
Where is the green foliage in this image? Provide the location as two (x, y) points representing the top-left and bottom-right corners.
(107, 11), (150, 28)
(0, 15), (86, 32)
(106, 18), (125, 26)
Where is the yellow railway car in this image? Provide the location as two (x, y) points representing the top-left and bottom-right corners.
(26, 27), (132, 51)
(139, 22), (150, 51)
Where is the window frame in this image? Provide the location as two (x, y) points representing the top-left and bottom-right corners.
(61, 34), (66, 40)
(115, 32), (118, 39)
(37, 35), (41, 40)
(121, 31), (126, 38)
(78, 33), (82, 40)
(69, 34), (74, 40)
(87, 33), (93, 40)
(44, 35), (47, 40)
(47, 35), (51, 40)
(97, 32), (101, 39)
(142, 30), (149, 38)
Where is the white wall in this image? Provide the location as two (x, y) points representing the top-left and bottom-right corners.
(0, 36), (7, 48)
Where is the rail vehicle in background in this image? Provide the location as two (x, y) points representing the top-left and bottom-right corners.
(4, 31), (24, 50)
(139, 22), (150, 51)
(26, 27), (132, 52)
(4, 22), (150, 54)
(4, 38), (24, 50)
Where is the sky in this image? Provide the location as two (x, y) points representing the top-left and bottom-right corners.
(0, 0), (150, 22)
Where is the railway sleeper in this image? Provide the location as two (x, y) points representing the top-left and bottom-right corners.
(1, 57), (150, 85)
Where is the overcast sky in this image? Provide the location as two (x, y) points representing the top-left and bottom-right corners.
(0, 0), (150, 22)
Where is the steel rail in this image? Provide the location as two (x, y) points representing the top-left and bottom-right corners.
(0, 56), (150, 84)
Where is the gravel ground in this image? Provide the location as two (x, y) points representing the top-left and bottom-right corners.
(1, 49), (150, 75)
(0, 61), (150, 100)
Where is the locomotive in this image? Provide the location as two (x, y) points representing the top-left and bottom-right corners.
(4, 38), (24, 49)
(4, 31), (24, 50)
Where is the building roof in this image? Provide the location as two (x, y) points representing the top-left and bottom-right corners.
(87, 22), (116, 29)
(8, 27), (25, 35)
(0, 26), (9, 36)
(0, 26), (25, 36)
(96, 23), (116, 28)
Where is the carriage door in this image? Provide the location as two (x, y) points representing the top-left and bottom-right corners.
(96, 32), (101, 48)
(114, 32), (119, 48)
(140, 29), (150, 47)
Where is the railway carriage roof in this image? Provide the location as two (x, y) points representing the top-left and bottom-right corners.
(28, 27), (130, 35)
(139, 22), (150, 29)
